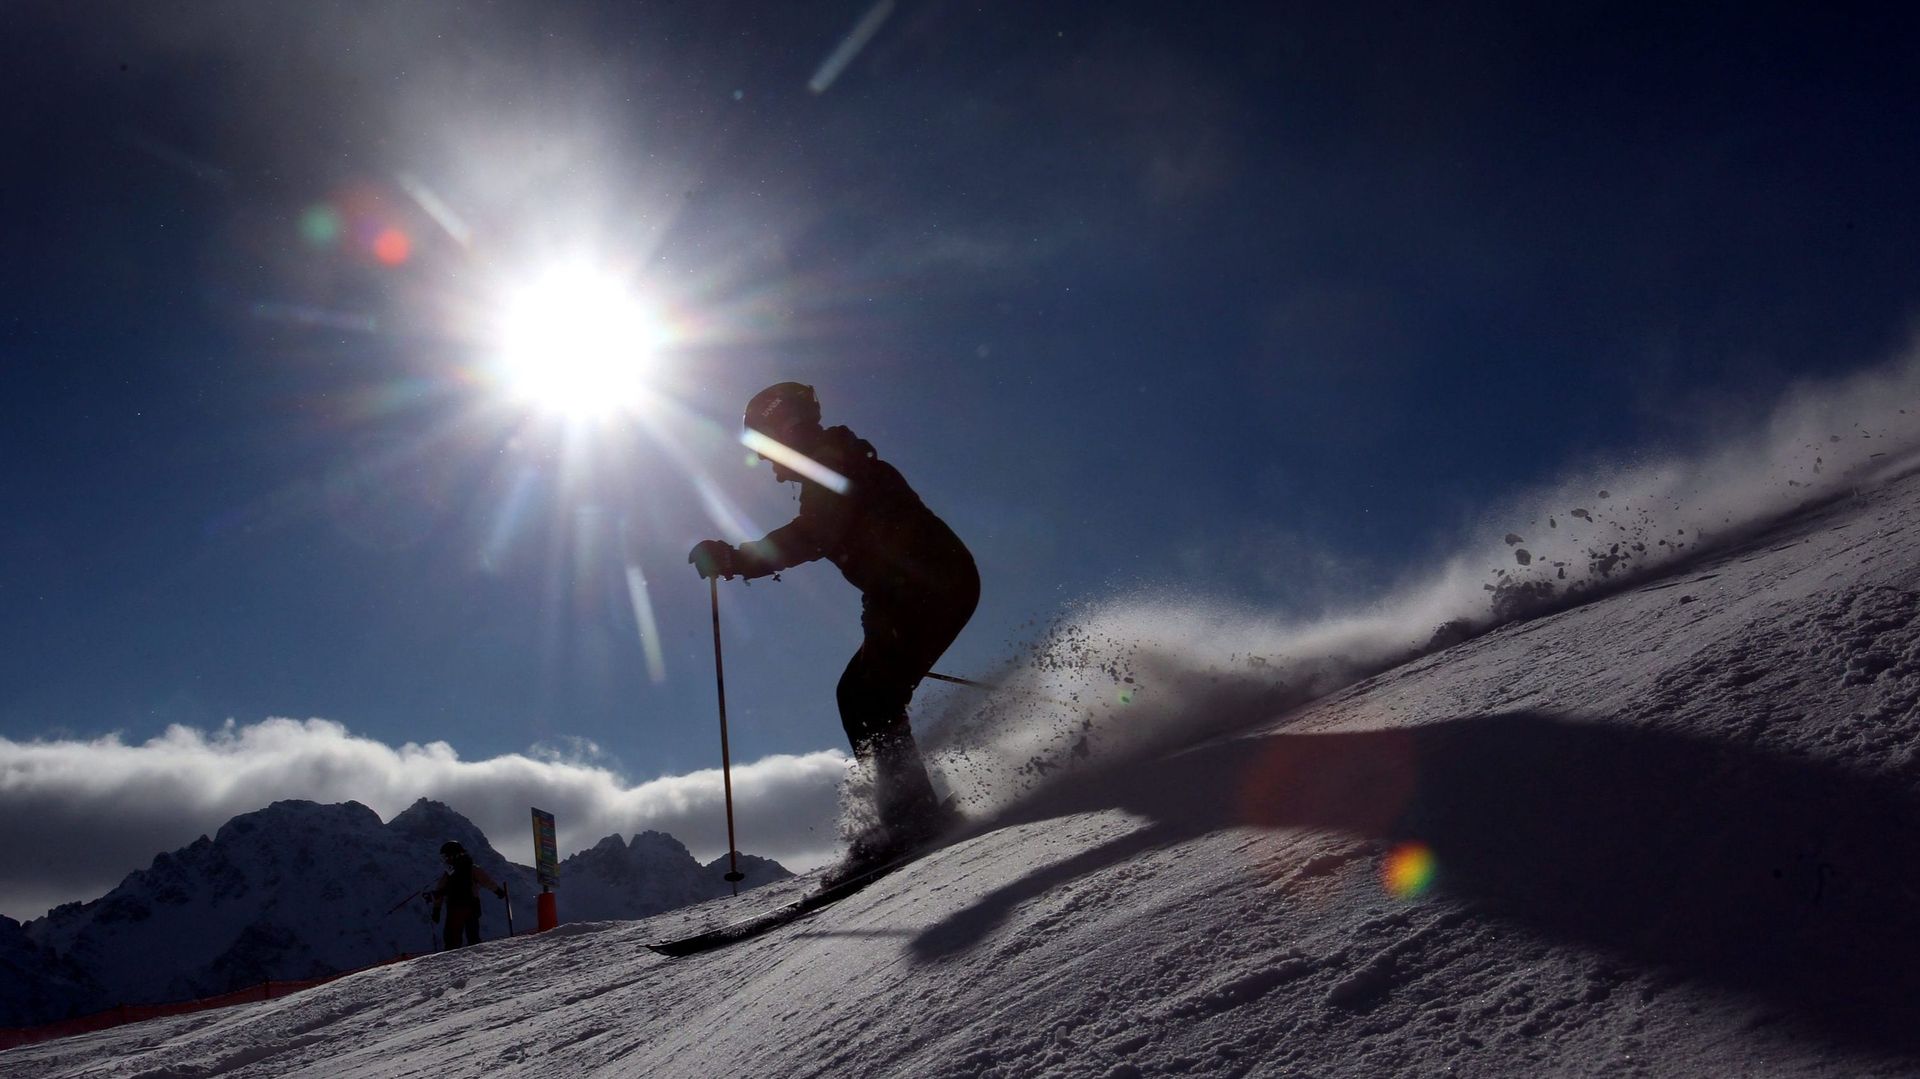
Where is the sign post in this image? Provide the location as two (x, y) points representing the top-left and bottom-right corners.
(531, 807), (560, 932)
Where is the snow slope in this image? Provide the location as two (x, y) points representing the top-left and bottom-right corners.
(10, 463), (1920, 1075)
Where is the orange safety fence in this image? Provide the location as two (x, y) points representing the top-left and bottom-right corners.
(0, 952), (427, 1052)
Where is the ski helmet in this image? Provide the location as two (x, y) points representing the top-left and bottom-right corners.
(743, 382), (820, 438)
(440, 840), (465, 857)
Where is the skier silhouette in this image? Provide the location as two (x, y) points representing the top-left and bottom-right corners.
(429, 840), (506, 949)
(690, 383), (978, 866)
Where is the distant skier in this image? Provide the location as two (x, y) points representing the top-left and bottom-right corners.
(689, 382), (979, 867)
(430, 840), (507, 950)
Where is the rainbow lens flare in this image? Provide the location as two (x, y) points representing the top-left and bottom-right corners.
(1382, 842), (1437, 899)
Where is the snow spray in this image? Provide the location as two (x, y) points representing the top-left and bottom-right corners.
(912, 345), (1920, 821)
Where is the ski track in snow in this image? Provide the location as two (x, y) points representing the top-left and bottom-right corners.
(12, 380), (1920, 1075)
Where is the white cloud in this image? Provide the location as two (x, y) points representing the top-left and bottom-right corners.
(0, 718), (848, 921)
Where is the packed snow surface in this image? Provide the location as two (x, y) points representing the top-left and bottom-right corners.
(12, 448), (1920, 1072)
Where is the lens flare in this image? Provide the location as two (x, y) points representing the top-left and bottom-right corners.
(740, 429), (851, 494)
(624, 564), (668, 684)
(397, 171), (472, 248)
(300, 205), (342, 248)
(1382, 842), (1437, 899)
(373, 227), (412, 266)
(810, 0), (895, 93)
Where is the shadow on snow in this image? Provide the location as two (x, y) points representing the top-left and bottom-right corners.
(917, 711), (1920, 1058)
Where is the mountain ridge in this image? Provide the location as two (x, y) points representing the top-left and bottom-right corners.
(3, 798), (788, 1028)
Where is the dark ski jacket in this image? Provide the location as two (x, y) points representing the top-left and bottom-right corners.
(431, 854), (503, 915)
(733, 426), (974, 603)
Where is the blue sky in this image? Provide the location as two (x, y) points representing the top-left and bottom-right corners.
(3, 2), (1918, 916)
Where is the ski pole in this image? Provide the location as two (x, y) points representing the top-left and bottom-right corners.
(927, 670), (1081, 709)
(385, 887), (427, 916)
(503, 882), (515, 937)
(927, 671), (997, 690)
(421, 882), (443, 953)
(710, 577), (746, 894)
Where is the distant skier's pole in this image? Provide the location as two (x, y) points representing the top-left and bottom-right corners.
(425, 890), (438, 953)
(710, 577), (747, 895)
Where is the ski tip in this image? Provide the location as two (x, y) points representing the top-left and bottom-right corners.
(650, 833), (957, 958)
(647, 916), (774, 957)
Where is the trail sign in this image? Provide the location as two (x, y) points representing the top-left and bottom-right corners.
(531, 807), (559, 888)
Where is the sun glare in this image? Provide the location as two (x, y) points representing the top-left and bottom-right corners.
(496, 265), (664, 419)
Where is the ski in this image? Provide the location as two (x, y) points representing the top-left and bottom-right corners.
(647, 845), (932, 957)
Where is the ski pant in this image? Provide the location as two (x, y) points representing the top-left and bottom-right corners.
(837, 561), (980, 754)
(442, 903), (481, 950)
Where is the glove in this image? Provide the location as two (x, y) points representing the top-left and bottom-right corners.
(430, 908), (441, 924)
(495, 887), (508, 900)
(688, 539), (738, 580)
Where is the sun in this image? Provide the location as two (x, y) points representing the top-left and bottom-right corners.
(495, 264), (665, 419)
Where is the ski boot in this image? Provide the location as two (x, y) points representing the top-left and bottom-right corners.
(828, 728), (960, 884)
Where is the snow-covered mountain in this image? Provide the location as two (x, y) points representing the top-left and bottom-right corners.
(10, 458), (1920, 1074)
(0, 916), (96, 1032)
(554, 831), (787, 925)
(3, 799), (787, 1029)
